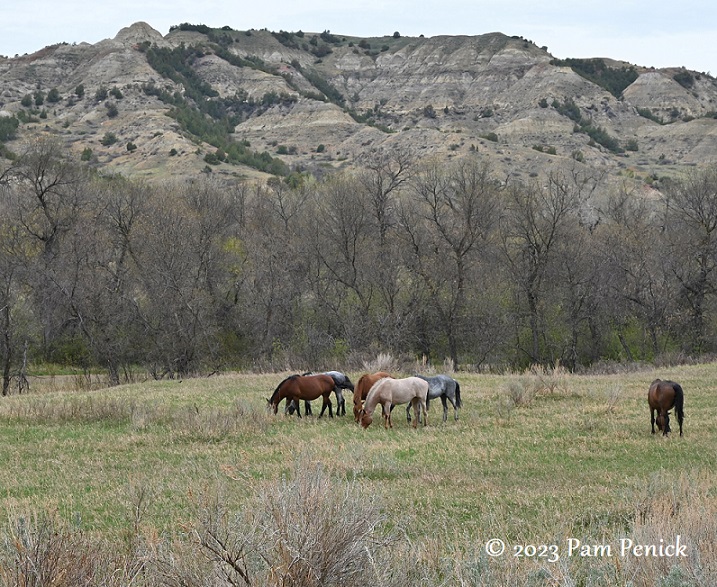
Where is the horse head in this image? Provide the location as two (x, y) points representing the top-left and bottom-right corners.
(656, 411), (671, 434)
(359, 409), (372, 429)
(353, 400), (364, 422)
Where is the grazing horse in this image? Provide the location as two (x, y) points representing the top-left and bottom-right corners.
(267, 374), (336, 418)
(286, 371), (354, 416)
(360, 376), (428, 429)
(406, 374), (462, 423)
(353, 371), (392, 422)
(648, 379), (684, 437)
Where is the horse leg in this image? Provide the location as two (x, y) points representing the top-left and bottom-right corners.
(650, 408), (656, 434)
(284, 399), (295, 416)
(441, 395), (448, 423)
(406, 403), (412, 424)
(422, 398), (428, 427)
(408, 399), (416, 429)
(448, 396), (459, 421)
(304, 400), (313, 416)
(319, 396), (334, 418)
(334, 389), (345, 416)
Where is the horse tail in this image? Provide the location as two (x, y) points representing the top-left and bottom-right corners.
(455, 381), (462, 407)
(673, 382), (685, 424)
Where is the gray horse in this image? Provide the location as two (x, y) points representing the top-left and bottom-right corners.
(406, 374), (462, 423)
(286, 371), (354, 416)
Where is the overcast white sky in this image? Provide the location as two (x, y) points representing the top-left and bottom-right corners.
(2, 1), (716, 74)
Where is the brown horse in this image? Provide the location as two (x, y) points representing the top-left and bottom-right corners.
(648, 379), (684, 437)
(360, 376), (428, 429)
(353, 371), (392, 422)
(267, 374), (336, 418)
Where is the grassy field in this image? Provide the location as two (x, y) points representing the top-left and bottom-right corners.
(0, 363), (715, 585)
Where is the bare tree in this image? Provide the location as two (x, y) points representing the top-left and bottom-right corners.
(499, 170), (593, 364)
(402, 158), (500, 367)
(358, 147), (414, 244)
(664, 164), (717, 353)
(599, 184), (674, 359)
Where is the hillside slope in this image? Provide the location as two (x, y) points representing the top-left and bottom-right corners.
(1, 22), (716, 184)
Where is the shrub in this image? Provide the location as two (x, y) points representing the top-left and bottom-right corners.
(204, 152), (220, 165)
(316, 144), (325, 153)
(553, 97), (582, 122)
(637, 106), (662, 123)
(80, 147), (93, 161)
(0, 115), (19, 141)
(95, 87), (108, 102)
(673, 70), (695, 89)
(110, 86), (123, 99)
(21, 94), (32, 107)
(33, 90), (45, 106)
(47, 88), (61, 103)
(105, 102), (119, 118)
(75, 84), (85, 98)
(126, 142), (137, 152)
(550, 57), (638, 97)
(100, 132), (118, 146)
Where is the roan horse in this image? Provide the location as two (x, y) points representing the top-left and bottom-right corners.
(648, 379), (685, 437)
(360, 376), (428, 429)
(267, 373), (336, 418)
(406, 374), (462, 423)
(353, 371), (393, 422)
(286, 371), (354, 416)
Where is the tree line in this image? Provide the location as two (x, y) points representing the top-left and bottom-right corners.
(2, 140), (717, 391)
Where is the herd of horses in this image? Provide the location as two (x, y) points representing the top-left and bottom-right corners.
(267, 371), (685, 436)
(266, 371), (462, 429)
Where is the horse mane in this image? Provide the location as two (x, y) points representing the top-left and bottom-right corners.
(365, 377), (389, 406)
(269, 374), (300, 403)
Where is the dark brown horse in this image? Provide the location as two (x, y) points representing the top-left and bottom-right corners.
(353, 371), (392, 422)
(267, 374), (336, 418)
(648, 379), (684, 437)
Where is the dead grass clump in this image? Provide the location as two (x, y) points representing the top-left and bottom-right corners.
(167, 457), (394, 587)
(0, 511), (144, 587)
(604, 384), (623, 414)
(363, 352), (397, 374)
(506, 377), (537, 406)
(528, 361), (570, 394)
(623, 472), (717, 586)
